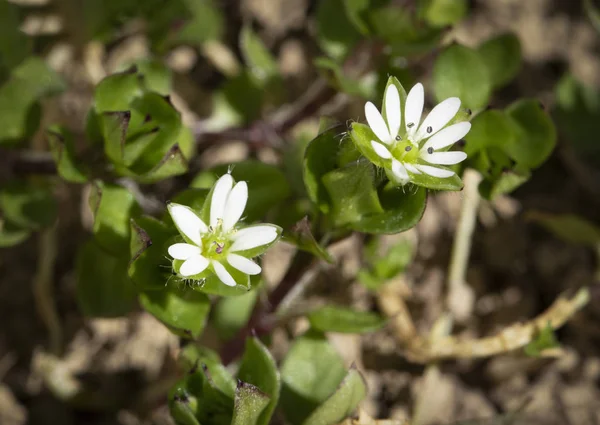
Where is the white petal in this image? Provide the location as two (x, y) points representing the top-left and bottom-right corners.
(422, 122), (471, 151)
(405, 83), (424, 137)
(421, 151), (467, 165)
(168, 243), (201, 260)
(210, 173), (234, 228)
(365, 101), (391, 144)
(384, 84), (401, 140)
(168, 204), (207, 246)
(391, 159), (409, 181)
(230, 227), (278, 252)
(371, 141), (392, 159)
(416, 97), (461, 141)
(179, 254), (209, 277)
(404, 163), (421, 174)
(227, 253), (261, 275)
(212, 260), (237, 286)
(415, 164), (455, 178)
(222, 181), (248, 232)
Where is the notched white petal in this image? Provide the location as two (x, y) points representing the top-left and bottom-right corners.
(180, 254), (209, 276)
(385, 84), (401, 140)
(168, 203), (207, 246)
(422, 122), (471, 151)
(227, 253), (261, 275)
(210, 173), (234, 227)
(391, 159), (409, 181)
(405, 83), (424, 136)
(230, 226), (278, 252)
(223, 181), (248, 231)
(371, 141), (392, 159)
(416, 97), (461, 141)
(415, 164), (455, 178)
(404, 163), (421, 174)
(421, 151), (467, 165)
(212, 260), (237, 286)
(168, 243), (201, 260)
(365, 101), (391, 144)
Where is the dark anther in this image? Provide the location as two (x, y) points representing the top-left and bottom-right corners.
(395, 135), (401, 141)
(215, 243), (224, 254)
(466, 108), (472, 115)
(405, 146), (412, 152)
(426, 126), (433, 134)
(427, 147), (434, 154)
(407, 122), (414, 128)
(456, 139), (466, 148)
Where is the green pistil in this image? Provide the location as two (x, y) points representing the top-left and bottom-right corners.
(391, 140), (419, 163)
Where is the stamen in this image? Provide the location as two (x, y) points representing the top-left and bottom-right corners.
(427, 147), (433, 154)
(405, 146), (412, 152)
(214, 242), (224, 254)
(426, 126), (432, 134)
(395, 135), (401, 141)
(407, 122), (414, 128)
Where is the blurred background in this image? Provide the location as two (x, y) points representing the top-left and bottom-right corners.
(1, 0), (600, 424)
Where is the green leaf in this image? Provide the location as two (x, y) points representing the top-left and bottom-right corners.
(479, 168), (530, 200)
(0, 181), (57, 230)
(315, 57), (377, 99)
(283, 216), (334, 263)
(129, 216), (174, 290)
(0, 57), (65, 142)
(358, 236), (415, 291)
(240, 26), (279, 85)
(94, 68), (142, 113)
(308, 305), (386, 333)
(221, 72), (264, 124)
(213, 289), (259, 340)
(523, 322), (560, 357)
(368, 6), (443, 56)
(192, 161), (291, 222)
(0, 1), (30, 71)
(237, 337), (281, 425)
(303, 124), (349, 213)
(0, 220), (30, 247)
(343, 0), (370, 34)
(89, 181), (141, 255)
(179, 344), (236, 397)
(527, 211), (600, 248)
(47, 127), (89, 183)
(421, 0), (468, 27)
(231, 382), (270, 425)
(139, 287), (210, 339)
(302, 366), (367, 425)
(316, 0), (361, 60)
(348, 184), (427, 234)
(433, 44), (491, 110)
(554, 73), (600, 163)
(505, 99), (557, 168)
(135, 143), (190, 183)
(173, 0), (224, 46)
(135, 58), (172, 95)
(464, 110), (517, 157)
(76, 240), (137, 317)
(477, 33), (521, 89)
(280, 331), (347, 425)
(322, 161), (384, 227)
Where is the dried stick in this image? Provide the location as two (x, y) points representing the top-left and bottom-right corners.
(378, 283), (589, 364)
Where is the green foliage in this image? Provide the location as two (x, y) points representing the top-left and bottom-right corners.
(280, 330), (365, 425)
(0, 1), (30, 72)
(0, 181), (57, 246)
(523, 323), (560, 357)
(139, 288), (211, 338)
(420, 0), (468, 27)
(212, 289), (259, 340)
(477, 33), (522, 89)
(317, 0), (362, 61)
(76, 241), (137, 317)
(528, 212), (600, 248)
(283, 217), (334, 263)
(47, 127), (89, 183)
(308, 305), (386, 333)
(0, 58), (65, 144)
(358, 237), (414, 290)
(433, 44), (491, 111)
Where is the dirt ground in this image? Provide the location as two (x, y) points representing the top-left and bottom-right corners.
(1, 0), (600, 424)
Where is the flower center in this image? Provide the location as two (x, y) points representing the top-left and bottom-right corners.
(201, 218), (233, 260)
(391, 140), (419, 163)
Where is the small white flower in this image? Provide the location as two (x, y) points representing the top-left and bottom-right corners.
(364, 82), (470, 185)
(167, 173), (280, 287)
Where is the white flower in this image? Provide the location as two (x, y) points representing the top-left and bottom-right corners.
(364, 82), (470, 185)
(167, 173), (280, 287)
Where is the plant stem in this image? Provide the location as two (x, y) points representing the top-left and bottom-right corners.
(446, 168), (482, 323)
